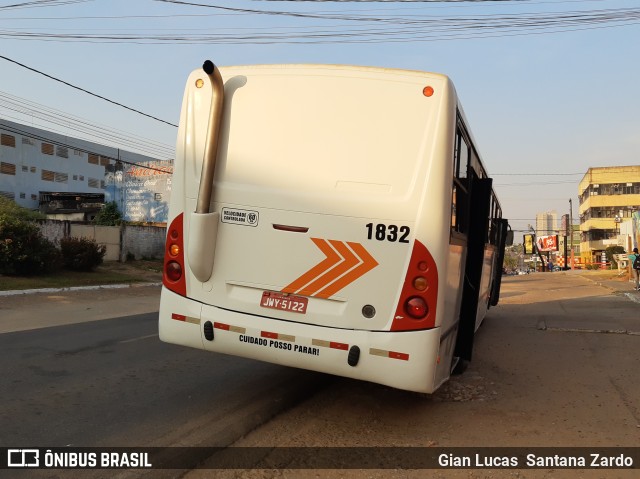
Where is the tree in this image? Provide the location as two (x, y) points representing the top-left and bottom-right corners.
(503, 254), (518, 271)
(605, 245), (625, 268)
(503, 243), (523, 271)
(94, 201), (122, 226)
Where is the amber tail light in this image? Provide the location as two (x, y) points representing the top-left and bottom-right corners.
(163, 213), (186, 297)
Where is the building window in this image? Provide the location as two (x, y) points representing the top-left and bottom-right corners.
(79, 175), (84, 181)
(22, 137), (36, 146)
(73, 149), (84, 157)
(22, 165), (29, 172)
(0, 191), (15, 200)
(41, 143), (54, 155)
(1, 162), (16, 175)
(31, 194), (37, 201)
(88, 154), (99, 165)
(30, 166), (36, 173)
(1, 134), (16, 148)
(41, 169), (55, 181)
(88, 178), (100, 188)
(54, 172), (68, 183)
(73, 174), (78, 181)
(56, 146), (69, 158)
(19, 192), (26, 199)
(100, 156), (111, 167)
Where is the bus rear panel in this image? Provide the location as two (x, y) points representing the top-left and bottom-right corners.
(159, 63), (504, 393)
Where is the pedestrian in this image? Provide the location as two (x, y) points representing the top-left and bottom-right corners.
(548, 260), (553, 272)
(631, 247), (640, 291)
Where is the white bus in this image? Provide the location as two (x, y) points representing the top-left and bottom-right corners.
(159, 61), (511, 394)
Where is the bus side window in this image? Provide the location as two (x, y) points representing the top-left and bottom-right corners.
(487, 194), (495, 244)
(452, 126), (470, 236)
(489, 196), (502, 245)
(458, 137), (469, 179)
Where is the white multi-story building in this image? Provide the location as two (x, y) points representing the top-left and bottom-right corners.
(535, 210), (558, 237)
(0, 118), (172, 222)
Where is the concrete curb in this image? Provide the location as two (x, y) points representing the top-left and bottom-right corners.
(579, 273), (639, 298)
(0, 282), (162, 297)
(537, 320), (640, 336)
(623, 292), (640, 304)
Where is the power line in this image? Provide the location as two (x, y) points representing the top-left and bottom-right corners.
(495, 181), (578, 187)
(492, 172), (583, 175)
(0, 0), (91, 10)
(0, 90), (174, 159)
(2, 2), (637, 44)
(0, 54), (178, 128)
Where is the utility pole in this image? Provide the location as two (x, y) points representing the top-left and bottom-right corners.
(569, 198), (574, 270)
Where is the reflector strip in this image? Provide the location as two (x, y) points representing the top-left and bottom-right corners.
(312, 339), (349, 351)
(261, 331), (295, 342)
(214, 322), (245, 334)
(171, 313), (200, 325)
(205, 321), (350, 351)
(369, 348), (410, 361)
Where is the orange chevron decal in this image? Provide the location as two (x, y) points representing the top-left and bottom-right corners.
(282, 238), (379, 299)
(281, 238), (341, 294)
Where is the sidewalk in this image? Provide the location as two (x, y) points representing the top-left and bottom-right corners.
(0, 283), (162, 334)
(573, 269), (640, 303)
(501, 270), (640, 335)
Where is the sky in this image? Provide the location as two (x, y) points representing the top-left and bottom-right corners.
(1, 0), (639, 235)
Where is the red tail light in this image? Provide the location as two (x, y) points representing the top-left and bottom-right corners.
(391, 240), (438, 331)
(163, 213), (186, 296)
(405, 296), (428, 319)
(165, 261), (183, 282)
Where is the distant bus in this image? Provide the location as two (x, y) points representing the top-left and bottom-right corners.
(159, 61), (511, 393)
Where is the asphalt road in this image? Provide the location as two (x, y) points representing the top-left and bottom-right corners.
(0, 311), (330, 450)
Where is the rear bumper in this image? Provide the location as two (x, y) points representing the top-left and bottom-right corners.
(159, 287), (442, 393)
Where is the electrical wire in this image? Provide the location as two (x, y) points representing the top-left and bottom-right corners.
(0, 54), (178, 127)
(0, 2), (637, 44)
(0, 90), (174, 159)
(0, 0), (91, 11)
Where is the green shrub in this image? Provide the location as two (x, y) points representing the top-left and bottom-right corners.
(0, 196), (44, 221)
(0, 215), (62, 276)
(94, 201), (122, 226)
(60, 236), (107, 271)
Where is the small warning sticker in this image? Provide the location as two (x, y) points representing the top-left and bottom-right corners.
(221, 207), (259, 227)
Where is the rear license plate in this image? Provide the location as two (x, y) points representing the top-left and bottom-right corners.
(260, 291), (308, 314)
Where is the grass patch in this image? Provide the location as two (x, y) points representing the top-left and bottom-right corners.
(125, 259), (163, 273)
(0, 260), (162, 291)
